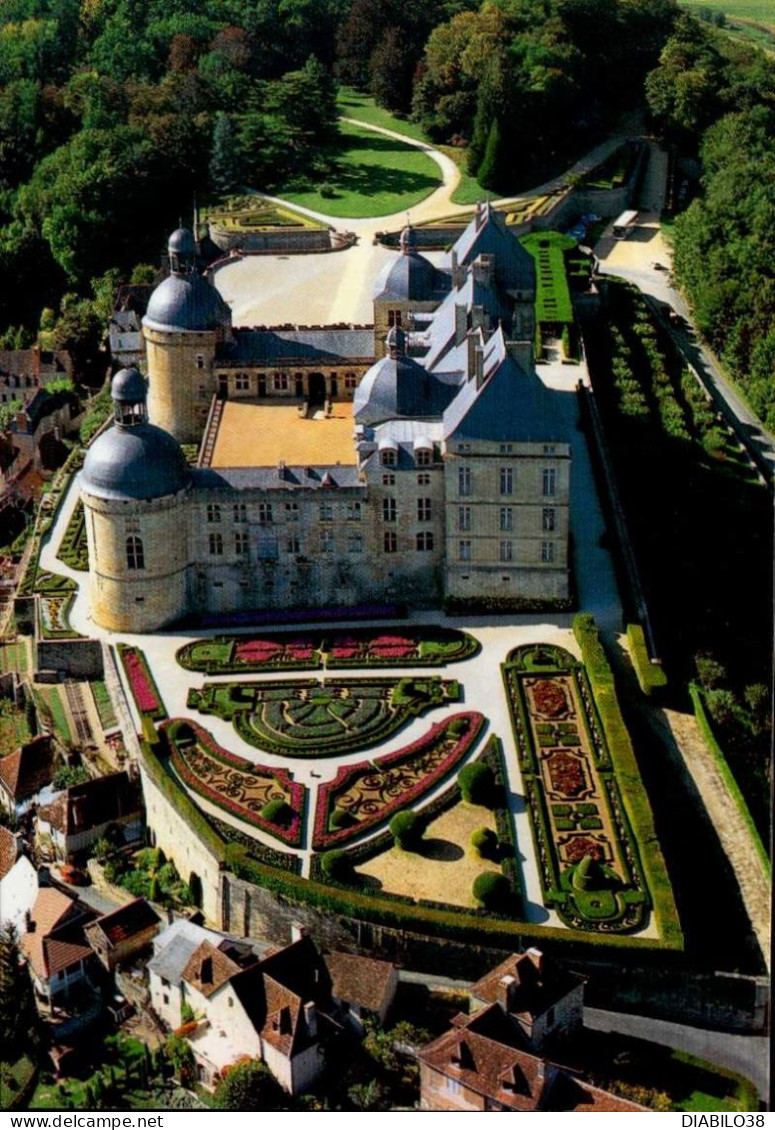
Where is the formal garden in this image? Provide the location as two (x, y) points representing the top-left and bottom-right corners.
(56, 500), (88, 571)
(118, 645), (167, 722)
(186, 676), (459, 757)
(176, 626), (478, 674)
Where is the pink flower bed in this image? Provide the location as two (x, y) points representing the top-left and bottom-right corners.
(330, 646), (361, 659)
(312, 711), (484, 850)
(120, 646), (165, 718)
(369, 646), (414, 659)
(163, 719), (305, 846)
(371, 635), (415, 648)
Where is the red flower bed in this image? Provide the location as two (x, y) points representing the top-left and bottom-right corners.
(312, 711), (484, 850)
(330, 646), (361, 659)
(545, 750), (588, 797)
(531, 679), (570, 718)
(371, 635), (415, 648)
(562, 835), (606, 863)
(119, 646), (165, 719)
(163, 718), (304, 846)
(369, 646), (414, 659)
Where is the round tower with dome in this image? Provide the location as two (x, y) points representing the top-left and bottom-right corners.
(143, 227), (232, 444)
(81, 367), (191, 631)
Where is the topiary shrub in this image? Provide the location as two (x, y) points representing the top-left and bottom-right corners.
(329, 806), (358, 831)
(447, 716), (469, 738)
(260, 798), (294, 827)
(472, 871), (511, 912)
(458, 762), (494, 807)
(389, 809), (423, 851)
(470, 827), (499, 861)
(321, 849), (352, 882)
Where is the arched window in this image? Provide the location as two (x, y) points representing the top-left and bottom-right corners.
(126, 536), (144, 570)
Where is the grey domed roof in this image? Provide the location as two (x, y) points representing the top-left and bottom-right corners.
(111, 367), (147, 403)
(374, 247), (442, 303)
(82, 422), (190, 501)
(354, 353), (455, 426)
(143, 273), (231, 333)
(168, 227), (196, 255)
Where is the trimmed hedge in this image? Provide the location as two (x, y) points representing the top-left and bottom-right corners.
(689, 683), (770, 875)
(573, 615), (682, 947)
(626, 624), (668, 696)
(473, 871), (512, 911)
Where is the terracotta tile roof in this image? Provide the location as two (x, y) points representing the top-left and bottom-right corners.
(261, 974), (305, 1056)
(86, 897), (161, 948)
(0, 824), (19, 878)
(43, 928), (93, 978)
(469, 949), (583, 1021)
(229, 938), (326, 1059)
(182, 940), (242, 998)
(419, 1017), (549, 1111)
(21, 888), (77, 979)
(324, 951), (395, 1014)
(0, 735), (55, 801)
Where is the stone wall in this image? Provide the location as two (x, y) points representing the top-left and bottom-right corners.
(208, 224), (331, 254)
(35, 636), (104, 680)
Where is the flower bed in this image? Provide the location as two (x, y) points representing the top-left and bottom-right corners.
(37, 593), (80, 639)
(56, 500), (89, 571)
(176, 626), (478, 674)
(312, 712), (485, 849)
(188, 676), (458, 757)
(502, 643), (651, 934)
(118, 645), (167, 721)
(163, 719), (304, 846)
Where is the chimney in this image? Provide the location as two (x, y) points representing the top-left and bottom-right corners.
(303, 1001), (318, 1039)
(526, 947), (544, 973)
(290, 922), (307, 943)
(498, 974), (517, 1013)
(472, 254), (493, 287)
(200, 956), (213, 985)
(454, 304), (467, 346)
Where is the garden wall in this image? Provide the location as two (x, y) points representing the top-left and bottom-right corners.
(35, 637), (104, 680)
(208, 224), (331, 254)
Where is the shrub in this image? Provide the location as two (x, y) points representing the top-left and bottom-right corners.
(470, 827), (498, 860)
(694, 653), (727, 690)
(389, 809), (423, 851)
(458, 762), (494, 806)
(321, 849), (352, 882)
(329, 806), (357, 830)
(472, 871), (511, 911)
(626, 624), (667, 696)
(260, 798), (294, 827)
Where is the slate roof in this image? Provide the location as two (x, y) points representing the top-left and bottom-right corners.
(324, 951), (396, 1014)
(144, 272), (232, 334)
(19, 389), (80, 434)
(373, 247), (449, 303)
(148, 920), (228, 985)
(85, 897), (161, 949)
(0, 735), (55, 802)
(442, 202), (535, 296)
(191, 466), (364, 492)
(221, 328), (375, 367)
(354, 353), (458, 426)
(82, 422), (190, 502)
(469, 950), (584, 1022)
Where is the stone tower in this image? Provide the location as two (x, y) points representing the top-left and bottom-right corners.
(80, 367), (191, 631)
(143, 228), (232, 444)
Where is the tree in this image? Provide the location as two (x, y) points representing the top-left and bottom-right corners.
(0, 923), (38, 1062)
(470, 826), (498, 861)
(214, 1058), (285, 1110)
(164, 1034), (195, 1089)
(321, 849), (352, 882)
(472, 871), (511, 911)
(209, 112), (238, 194)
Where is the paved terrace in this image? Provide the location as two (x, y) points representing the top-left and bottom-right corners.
(209, 400), (358, 468)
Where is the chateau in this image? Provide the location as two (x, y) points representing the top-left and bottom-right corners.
(81, 205), (571, 631)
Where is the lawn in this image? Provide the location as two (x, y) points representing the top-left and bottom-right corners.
(519, 231), (576, 327)
(336, 86), (430, 143)
(281, 121), (441, 219)
(0, 700), (32, 756)
(679, 0), (775, 30)
(32, 686), (72, 745)
(438, 144), (488, 206)
(0, 1055), (36, 1110)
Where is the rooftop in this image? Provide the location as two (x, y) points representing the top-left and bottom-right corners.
(86, 897), (161, 948)
(209, 401), (357, 469)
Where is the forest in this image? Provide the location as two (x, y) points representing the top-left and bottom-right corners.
(0, 0), (771, 425)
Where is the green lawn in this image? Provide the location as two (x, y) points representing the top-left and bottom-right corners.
(1, 1056), (36, 1110)
(0, 701), (31, 756)
(439, 145), (488, 206)
(519, 231), (576, 326)
(679, 0), (775, 29)
(281, 120), (441, 218)
(33, 686), (72, 745)
(336, 87), (430, 142)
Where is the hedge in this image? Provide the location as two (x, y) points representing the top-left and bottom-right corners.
(689, 683), (770, 876)
(626, 624), (668, 696)
(573, 615), (683, 946)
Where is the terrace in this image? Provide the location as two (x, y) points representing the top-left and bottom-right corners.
(208, 401), (357, 469)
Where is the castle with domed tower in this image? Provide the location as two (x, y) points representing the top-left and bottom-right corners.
(81, 205), (572, 632)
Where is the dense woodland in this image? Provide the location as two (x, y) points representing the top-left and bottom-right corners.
(0, 0), (772, 422)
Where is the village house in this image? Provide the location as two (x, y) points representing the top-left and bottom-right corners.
(0, 733), (56, 819)
(36, 770), (144, 862)
(83, 897), (162, 973)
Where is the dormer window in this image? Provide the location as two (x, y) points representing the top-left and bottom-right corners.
(381, 449), (396, 467)
(416, 448), (431, 466)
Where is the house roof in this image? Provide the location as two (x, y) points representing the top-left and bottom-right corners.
(0, 825), (19, 879)
(182, 940), (243, 998)
(20, 388), (80, 434)
(442, 203), (535, 296)
(0, 735), (55, 802)
(323, 951), (395, 1014)
(469, 949), (584, 1022)
(21, 887), (94, 980)
(148, 919), (238, 985)
(40, 771), (142, 836)
(85, 897), (161, 949)
(222, 327), (374, 367)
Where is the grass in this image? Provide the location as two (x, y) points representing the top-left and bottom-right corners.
(336, 86), (430, 142)
(679, 0), (775, 30)
(0, 639), (28, 674)
(439, 144), (487, 205)
(520, 231), (576, 326)
(33, 686), (73, 745)
(281, 120), (441, 219)
(91, 680), (117, 731)
(0, 702), (32, 756)
(0, 1056), (36, 1110)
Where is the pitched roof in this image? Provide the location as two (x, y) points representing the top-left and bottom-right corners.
(85, 897), (161, 949)
(43, 928), (94, 978)
(182, 940), (243, 998)
(324, 951), (395, 1013)
(225, 328), (374, 366)
(0, 825), (19, 879)
(20, 887), (93, 980)
(148, 919), (228, 985)
(42, 771), (141, 835)
(0, 735), (55, 802)
(469, 949), (584, 1022)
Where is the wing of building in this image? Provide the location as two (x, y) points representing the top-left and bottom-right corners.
(81, 208), (572, 631)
